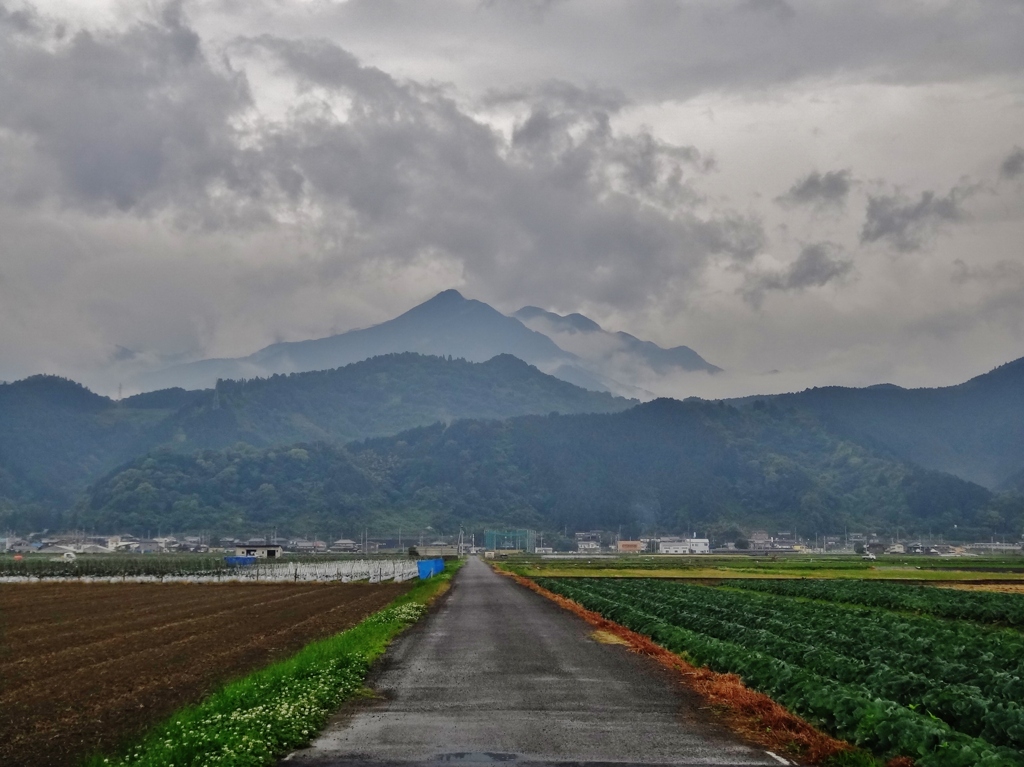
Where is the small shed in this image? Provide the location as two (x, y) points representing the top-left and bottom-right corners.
(235, 545), (284, 559)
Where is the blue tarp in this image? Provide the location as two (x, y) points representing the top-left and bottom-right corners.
(224, 556), (257, 566)
(416, 558), (445, 579)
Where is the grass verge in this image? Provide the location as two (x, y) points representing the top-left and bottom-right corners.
(86, 563), (460, 767)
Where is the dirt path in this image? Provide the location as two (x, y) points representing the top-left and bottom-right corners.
(285, 557), (785, 767)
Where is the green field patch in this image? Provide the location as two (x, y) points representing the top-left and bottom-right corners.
(729, 578), (1024, 627)
(504, 555), (1024, 584)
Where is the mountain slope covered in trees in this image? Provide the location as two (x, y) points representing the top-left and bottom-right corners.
(150, 353), (631, 451)
(735, 357), (1024, 489)
(76, 399), (1017, 539)
(0, 377), (169, 515)
(0, 354), (630, 530)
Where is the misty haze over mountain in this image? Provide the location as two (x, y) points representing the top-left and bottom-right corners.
(132, 290), (720, 399)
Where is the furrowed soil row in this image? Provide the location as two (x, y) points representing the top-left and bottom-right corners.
(0, 583), (335, 674)
(3, 581), (248, 634)
(0, 585), (384, 696)
(0, 581), (410, 767)
(7, 588), (394, 755)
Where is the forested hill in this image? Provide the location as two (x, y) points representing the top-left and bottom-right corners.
(0, 376), (169, 511)
(733, 356), (1024, 489)
(150, 352), (631, 451)
(76, 398), (1018, 539)
(0, 354), (630, 530)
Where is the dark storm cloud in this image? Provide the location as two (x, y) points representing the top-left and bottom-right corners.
(230, 38), (763, 305)
(951, 258), (1024, 286)
(1001, 147), (1024, 180)
(276, 0), (1024, 102)
(783, 243), (853, 288)
(0, 2), (251, 215)
(778, 170), (852, 208)
(484, 80), (713, 208)
(739, 0), (795, 22)
(860, 186), (971, 252)
(0, 3), (767, 329)
(743, 242), (853, 305)
(0, 2), (38, 33)
(237, 35), (396, 96)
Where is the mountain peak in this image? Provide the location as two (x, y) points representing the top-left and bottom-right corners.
(135, 289), (577, 392)
(424, 288), (466, 304)
(514, 306), (721, 377)
(515, 306), (603, 333)
(3, 375), (111, 411)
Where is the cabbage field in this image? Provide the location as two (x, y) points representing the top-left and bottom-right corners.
(538, 577), (1024, 766)
(730, 578), (1024, 627)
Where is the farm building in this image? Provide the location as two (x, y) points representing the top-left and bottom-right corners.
(749, 531), (772, 550)
(616, 541), (645, 553)
(416, 545), (459, 557)
(234, 544), (284, 558)
(659, 538), (710, 555)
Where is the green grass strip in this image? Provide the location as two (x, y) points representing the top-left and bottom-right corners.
(87, 563), (460, 767)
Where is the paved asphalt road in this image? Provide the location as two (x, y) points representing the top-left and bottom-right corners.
(284, 557), (788, 767)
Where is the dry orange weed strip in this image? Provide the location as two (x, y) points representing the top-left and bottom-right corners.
(938, 583), (1024, 594)
(504, 571), (853, 765)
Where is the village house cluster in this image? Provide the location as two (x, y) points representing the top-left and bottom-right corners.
(1, 533), (388, 557)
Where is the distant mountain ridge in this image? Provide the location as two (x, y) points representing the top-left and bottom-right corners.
(514, 306), (721, 375)
(136, 290), (611, 392)
(732, 356), (1024, 489)
(132, 290), (719, 396)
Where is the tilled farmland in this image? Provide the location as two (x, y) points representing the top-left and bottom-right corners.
(0, 581), (410, 767)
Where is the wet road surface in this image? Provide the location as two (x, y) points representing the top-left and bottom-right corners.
(284, 557), (788, 767)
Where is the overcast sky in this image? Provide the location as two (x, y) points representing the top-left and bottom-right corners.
(1, 0), (1022, 397)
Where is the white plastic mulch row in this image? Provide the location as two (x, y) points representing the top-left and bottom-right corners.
(0, 558), (421, 583)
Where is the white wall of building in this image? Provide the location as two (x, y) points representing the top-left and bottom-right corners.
(659, 538), (710, 554)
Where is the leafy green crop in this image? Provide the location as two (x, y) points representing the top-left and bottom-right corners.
(732, 578), (1024, 627)
(539, 577), (1024, 766)
(0, 554), (230, 579)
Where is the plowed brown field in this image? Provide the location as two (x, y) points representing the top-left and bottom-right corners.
(0, 581), (410, 767)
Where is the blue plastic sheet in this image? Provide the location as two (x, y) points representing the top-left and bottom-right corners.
(224, 556), (257, 566)
(416, 558), (445, 579)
